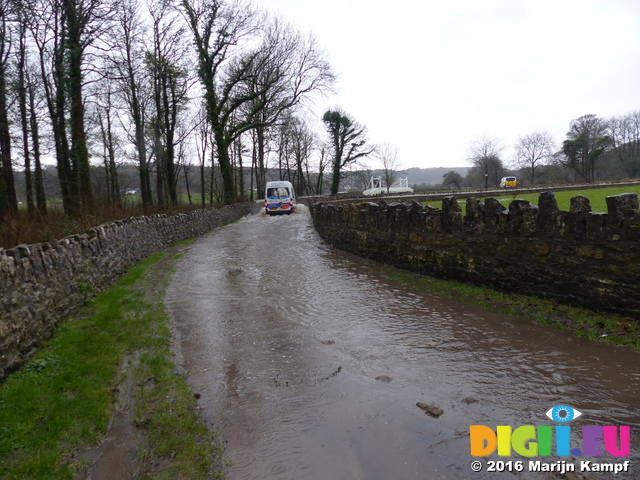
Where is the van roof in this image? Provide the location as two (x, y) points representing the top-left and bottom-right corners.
(266, 181), (293, 187)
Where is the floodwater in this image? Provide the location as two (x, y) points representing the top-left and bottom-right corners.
(166, 205), (640, 480)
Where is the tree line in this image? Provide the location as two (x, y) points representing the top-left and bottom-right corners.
(450, 111), (640, 190)
(0, 0), (371, 220)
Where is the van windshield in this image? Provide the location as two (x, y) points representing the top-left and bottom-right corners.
(267, 187), (290, 199)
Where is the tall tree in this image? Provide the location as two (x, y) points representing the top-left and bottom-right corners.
(15, 9), (35, 213)
(466, 135), (504, 189)
(195, 107), (211, 206)
(0, 0), (17, 217)
(561, 114), (611, 183)
(248, 21), (334, 199)
(180, 0), (259, 205)
(286, 114), (315, 197)
(93, 78), (122, 207)
(63, 0), (111, 212)
(608, 111), (640, 177)
(513, 130), (555, 186)
(13, 8), (47, 216)
(112, 0), (152, 208)
(28, 81), (47, 215)
(322, 109), (373, 195)
(29, 0), (73, 213)
(181, 0), (334, 204)
(147, 0), (190, 207)
(27, 0), (110, 214)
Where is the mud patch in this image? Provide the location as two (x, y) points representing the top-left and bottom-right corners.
(81, 354), (143, 479)
(78, 244), (192, 479)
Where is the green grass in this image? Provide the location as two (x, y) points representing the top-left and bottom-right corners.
(0, 251), (225, 479)
(382, 269), (640, 352)
(423, 185), (640, 213)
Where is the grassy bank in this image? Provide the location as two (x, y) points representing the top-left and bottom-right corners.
(0, 247), (225, 479)
(424, 185), (640, 212)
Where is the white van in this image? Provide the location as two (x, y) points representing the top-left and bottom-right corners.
(264, 181), (296, 215)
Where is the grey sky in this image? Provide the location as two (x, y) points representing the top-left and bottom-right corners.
(256, 0), (640, 170)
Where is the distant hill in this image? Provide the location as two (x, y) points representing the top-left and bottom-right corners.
(401, 167), (469, 186)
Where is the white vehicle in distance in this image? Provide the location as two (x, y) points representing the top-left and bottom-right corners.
(264, 181), (296, 215)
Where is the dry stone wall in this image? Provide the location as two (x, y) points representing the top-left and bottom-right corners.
(0, 203), (257, 378)
(310, 192), (640, 320)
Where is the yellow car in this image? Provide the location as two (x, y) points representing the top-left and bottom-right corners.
(500, 176), (517, 189)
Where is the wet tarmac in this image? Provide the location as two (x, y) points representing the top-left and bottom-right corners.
(166, 205), (640, 479)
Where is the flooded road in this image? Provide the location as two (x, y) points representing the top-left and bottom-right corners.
(166, 205), (639, 479)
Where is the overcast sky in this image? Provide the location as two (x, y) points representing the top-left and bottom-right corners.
(255, 0), (640, 171)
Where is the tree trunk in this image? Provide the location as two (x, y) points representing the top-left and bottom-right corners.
(236, 137), (244, 202)
(163, 76), (177, 207)
(29, 84), (47, 216)
(106, 111), (121, 208)
(17, 25), (34, 214)
(0, 41), (17, 217)
(213, 125), (236, 205)
(330, 159), (341, 195)
(184, 163), (192, 205)
(256, 126), (266, 200)
(66, 14), (93, 213)
(200, 157), (206, 207)
(40, 18), (75, 215)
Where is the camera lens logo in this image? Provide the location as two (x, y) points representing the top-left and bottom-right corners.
(546, 405), (582, 423)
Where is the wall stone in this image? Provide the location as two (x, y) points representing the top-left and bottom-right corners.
(310, 192), (640, 320)
(0, 203), (259, 378)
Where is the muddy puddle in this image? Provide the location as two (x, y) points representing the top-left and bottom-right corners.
(166, 205), (639, 479)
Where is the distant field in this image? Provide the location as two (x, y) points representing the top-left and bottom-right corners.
(424, 185), (640, 213)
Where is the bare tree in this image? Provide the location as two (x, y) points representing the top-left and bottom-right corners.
(180, 0), (262, 205)
(111, 0), (153, 208)
(514, 130), (555, 186)
(608, 111), (640, 177)
(377, 142), (400, 193)
(466, 134), (504, 189)
(25, 0), (112, 214)
(249, 20), (335, 198)
(309, 144), (331, 195)
(0, 0), (17, 218)
(92, 77), (122, 208)
(147, 0), (191, 207)
(64, 0), (114, 212)
(28, 80), (47, 215)
(14, 9), (35, 214)
(28, 0), (73, 212)
(181, 0), (334, 204)
(288, 115), (316, 197)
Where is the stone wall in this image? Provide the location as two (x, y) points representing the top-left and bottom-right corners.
(310, 192), (640, 319)
(0, 203), (258, 377)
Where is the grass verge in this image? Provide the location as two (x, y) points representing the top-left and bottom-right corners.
(0, 248), (225, 479)
(382, 269), (640, 352)
(423, 185), (640, 213)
